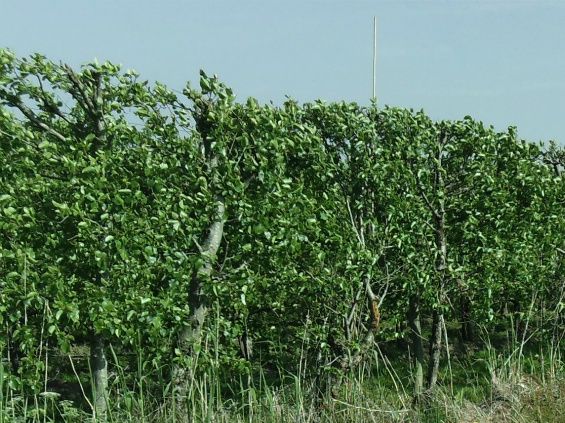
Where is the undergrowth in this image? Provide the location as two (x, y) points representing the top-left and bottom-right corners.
(1, 325), (563, 423)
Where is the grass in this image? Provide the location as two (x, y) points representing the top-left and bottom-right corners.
(1, 324), (564, 423)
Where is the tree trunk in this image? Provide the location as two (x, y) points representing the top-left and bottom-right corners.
(426, 310), (443, 390)
(460, 296), (474, 343)
(172, 196), (225, 415)
(426, 133), (448, 392)
(407, 295), (424, 397)
(344, 276), (380, 371)
(90, 336), (108, 421)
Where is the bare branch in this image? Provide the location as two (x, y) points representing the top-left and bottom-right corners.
(377, 281), (389, 308)
(365, 275), (376, 302)
(346, 197), (364, 246)
(417, 179), (441, 220)
(64, 65), (96, 116)
(409, 160), (441, 221)
(345, 280), (366, 339)
(34, 74), (72, 124)
(1, 89), (67, 142)
(359, 210), (365, 246)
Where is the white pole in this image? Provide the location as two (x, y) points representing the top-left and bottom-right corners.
(372, 16), (377, 102)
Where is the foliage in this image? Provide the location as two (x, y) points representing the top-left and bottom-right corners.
(0, 49), (563, 418)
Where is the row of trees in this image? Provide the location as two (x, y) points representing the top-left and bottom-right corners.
(1, 50), (563, 419)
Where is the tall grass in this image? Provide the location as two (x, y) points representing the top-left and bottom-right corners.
(1, 318), (563, 423)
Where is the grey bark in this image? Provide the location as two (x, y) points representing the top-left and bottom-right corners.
(90, 336), (108, 421)
(426, 310), (443, 390)
(172, 195), (225, 414)
(425, 132), (449, 392)
(179, 196), (225, 350)
(413, 131), (449, 393)
(407, 295), (424, 397)
(171, 95), (226, 420)
(341, 276), (382, 372)
(83, 72), (110, 420)
(2, 66), (112, 419)
(426, 208), (447, 390)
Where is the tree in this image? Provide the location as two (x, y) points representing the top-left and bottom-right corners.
(0, 50), (209, 419)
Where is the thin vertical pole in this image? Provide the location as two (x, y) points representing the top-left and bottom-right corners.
(372, 16), (377, 102)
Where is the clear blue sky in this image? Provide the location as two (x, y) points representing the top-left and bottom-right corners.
(2, 0), (564, 144)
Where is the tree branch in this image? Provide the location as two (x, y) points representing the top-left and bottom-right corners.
(33, 75), (72, 125)
(64, 65), (97, 116)
(346, 196), (364, 246)
(1, 89), (67, 143)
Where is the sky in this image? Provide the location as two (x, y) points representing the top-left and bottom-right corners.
(1, 0), (564, 144)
